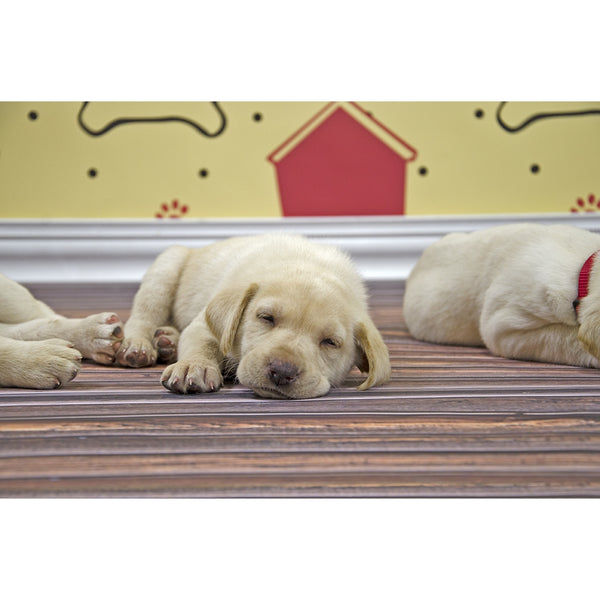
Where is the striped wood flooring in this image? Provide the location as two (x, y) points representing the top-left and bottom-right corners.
(1, 281), (599, 497)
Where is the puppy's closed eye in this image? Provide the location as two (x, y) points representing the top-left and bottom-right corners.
(257, 312), (275, 326)
(320, 337), (341, 349)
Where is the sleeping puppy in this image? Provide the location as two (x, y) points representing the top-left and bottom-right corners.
(404, 223), (600, 368)
(117, 234), (391, 398)
(0, 273), (124, 389)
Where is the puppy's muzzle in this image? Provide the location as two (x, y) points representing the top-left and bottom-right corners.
(267, 358), (299, 387)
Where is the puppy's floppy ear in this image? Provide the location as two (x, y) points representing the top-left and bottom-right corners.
(354, 317), (391, 391)
(205, 283), (259, 355)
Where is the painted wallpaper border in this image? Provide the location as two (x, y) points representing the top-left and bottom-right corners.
(2, 214), (600, 283)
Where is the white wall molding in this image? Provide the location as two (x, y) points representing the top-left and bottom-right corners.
(2, 214), (600, 283)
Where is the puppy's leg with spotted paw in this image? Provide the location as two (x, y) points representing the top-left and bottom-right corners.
(56, 313), (124, 364)
(0, 312), (124, 365)
(118, 245), (190, 368)
(160, 311), (223, 393)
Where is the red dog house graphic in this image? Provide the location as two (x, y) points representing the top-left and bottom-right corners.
(268, 102), (417, 216)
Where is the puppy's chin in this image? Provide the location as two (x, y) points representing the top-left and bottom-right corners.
(243, 377), (331, 400)
(251, 386), (297, 400)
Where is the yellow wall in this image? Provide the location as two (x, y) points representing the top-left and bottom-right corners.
(0, 101), (598, 218)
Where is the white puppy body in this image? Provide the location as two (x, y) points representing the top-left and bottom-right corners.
(404, 224), (600, 367)
(0, 273), (124, 389)
(118, 234), (391, 398)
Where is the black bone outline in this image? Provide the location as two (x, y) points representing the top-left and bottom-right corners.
(496, 101), (600, 133)
(77, 101), (227, 137)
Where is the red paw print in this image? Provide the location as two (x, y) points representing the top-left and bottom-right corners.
(155, 199), (189, 219)
(571, 194), (600, 213)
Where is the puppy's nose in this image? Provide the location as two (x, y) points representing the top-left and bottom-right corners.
(267, 359), (299, 386)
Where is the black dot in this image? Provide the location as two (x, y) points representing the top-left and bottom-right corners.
(253, 113), (263, 122)
(530, 164), (540, 174)
(88, 168), (98, 178)
(199, 169), (209, 178)
(28, 111), (38, 121)
(418, 166), (428, 176)
(475, 109), (484, 119)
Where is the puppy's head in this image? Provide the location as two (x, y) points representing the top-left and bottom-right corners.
(205, 280), (391, 399)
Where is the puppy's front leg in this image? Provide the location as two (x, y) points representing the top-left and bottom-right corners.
(160, 311), (224, 393)
(118, 246), (189, 368)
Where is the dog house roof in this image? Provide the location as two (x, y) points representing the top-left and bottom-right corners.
(268, 102), (417, 164)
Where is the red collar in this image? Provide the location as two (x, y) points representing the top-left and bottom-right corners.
(575, 251), (600, 312)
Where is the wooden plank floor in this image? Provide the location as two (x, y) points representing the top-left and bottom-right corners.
(1, 281), (600, 497)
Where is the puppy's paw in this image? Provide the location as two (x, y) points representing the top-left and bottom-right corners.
(73, 312), (124, 365)
(160, 360), (223, 394)
(116, 337), (157, 368)
(152, 326), (179, 363)
(5, 339), (82, 389)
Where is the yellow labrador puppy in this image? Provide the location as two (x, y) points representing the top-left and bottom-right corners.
(404, 223), (600, 367)
(117, 234), (391, 398)
(0, 273), (124, 389)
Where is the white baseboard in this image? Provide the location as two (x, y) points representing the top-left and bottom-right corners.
(2, 214), (600, 283)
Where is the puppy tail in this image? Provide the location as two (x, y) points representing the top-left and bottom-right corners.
(354, 319), (391, 391)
